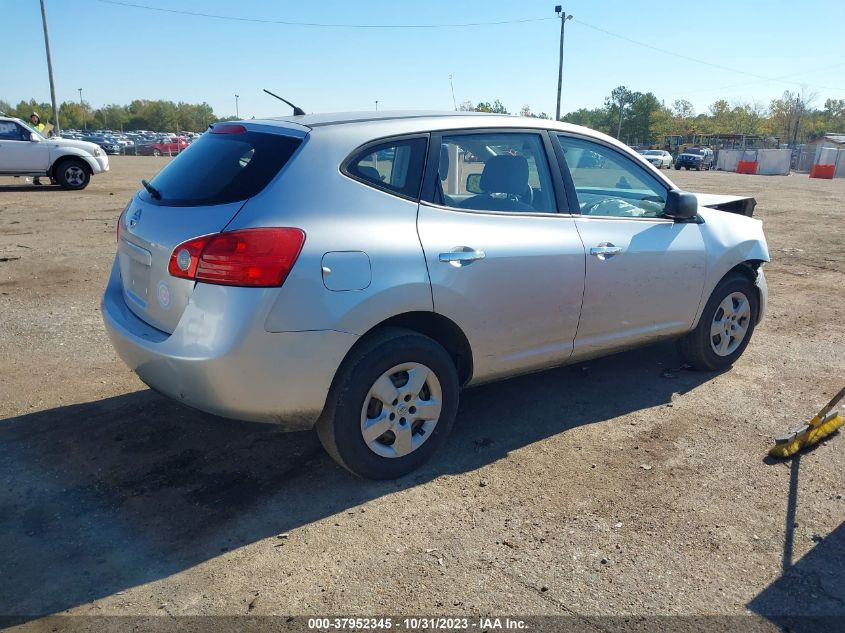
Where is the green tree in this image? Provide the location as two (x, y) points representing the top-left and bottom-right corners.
(561, 107), (609, 133)
(606, 86), (634, 139)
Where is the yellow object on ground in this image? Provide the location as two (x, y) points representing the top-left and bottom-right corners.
(769, 385), (845, 458)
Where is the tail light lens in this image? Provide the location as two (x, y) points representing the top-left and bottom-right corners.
(116, 201), (131, 242)
(168, 228), (305, 287)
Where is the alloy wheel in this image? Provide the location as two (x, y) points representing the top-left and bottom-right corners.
(710, 291), (751, 356)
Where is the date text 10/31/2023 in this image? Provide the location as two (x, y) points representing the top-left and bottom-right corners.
(307, 617), (528, 630)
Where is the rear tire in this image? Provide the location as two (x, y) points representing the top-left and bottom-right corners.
(678, 272), (759, 371)
(55, 158), (90, 190)
(316, 328), (460, 479)
(152, 149), (161, 157)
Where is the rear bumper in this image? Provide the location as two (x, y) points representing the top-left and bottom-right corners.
(101, 260), (358, 430)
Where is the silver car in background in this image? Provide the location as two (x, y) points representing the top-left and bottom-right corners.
(641, 149), (673, 169)
(102, 112), (769, 479)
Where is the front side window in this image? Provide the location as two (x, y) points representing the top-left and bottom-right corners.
(557, 135), (668, 218)
(435, 132), (556, 213)
(0, 122), (30, 141)
(346, 137), (427, 200)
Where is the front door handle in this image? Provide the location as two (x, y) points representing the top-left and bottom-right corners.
(439, 248), (486, 267)
(590, 243), (622, 260)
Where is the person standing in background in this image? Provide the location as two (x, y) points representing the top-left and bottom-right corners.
(28, 113), (46, 185)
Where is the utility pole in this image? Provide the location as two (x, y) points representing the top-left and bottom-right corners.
(554, 5), (573, 122)
(235, 94), (239, 118)
(449, 74), (457, 110)
(78, 88), (85, 130)
(39, 0), (61, 135)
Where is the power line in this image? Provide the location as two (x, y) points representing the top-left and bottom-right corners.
(573, 18), (845, 93)
(91, 0), (556, 28)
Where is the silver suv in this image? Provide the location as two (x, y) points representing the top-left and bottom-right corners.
(103, 112), (769, 479)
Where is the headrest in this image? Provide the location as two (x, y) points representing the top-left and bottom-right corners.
(480, 155), (529, 196)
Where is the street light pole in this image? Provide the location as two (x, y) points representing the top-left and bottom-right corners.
(235, 94), (239, 118)
(554, 5), (573, 122)
(78, 88), (85, 130)
(375, 100), (379, 111)
(39, 0), (61, 135)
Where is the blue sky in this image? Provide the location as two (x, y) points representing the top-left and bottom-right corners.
(3, 0), (844, 119)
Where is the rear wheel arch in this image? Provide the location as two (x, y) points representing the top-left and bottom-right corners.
(346, 312), (473, 387)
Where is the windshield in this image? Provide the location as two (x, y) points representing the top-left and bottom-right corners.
(684, 148), (703, 155)
(643, 150), (660, 156)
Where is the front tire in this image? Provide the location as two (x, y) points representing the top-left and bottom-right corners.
(316, 328), (460, 479)
(678, 272), (759, 371)
(152, 149), (162, 157)
(55, 158), (90, 190)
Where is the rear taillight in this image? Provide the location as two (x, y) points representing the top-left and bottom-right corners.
(168, 228), (305, 287)
(116, 202), (130, 242)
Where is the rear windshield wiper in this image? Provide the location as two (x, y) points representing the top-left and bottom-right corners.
(141, 179), (162, 200)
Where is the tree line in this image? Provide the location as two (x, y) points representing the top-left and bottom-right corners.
(461, 88), (845, 146)
(0, 98), (223, 132)
(4, 89), (844, 142)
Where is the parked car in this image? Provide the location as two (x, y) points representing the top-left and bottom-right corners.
(0, 115), (108, 189)
(641, 149), (673, 169)
(675, 147), (714, 170)
(82, 135), (123, 155)
(103, 112), (769, 479)
(136, 136), (188, 156)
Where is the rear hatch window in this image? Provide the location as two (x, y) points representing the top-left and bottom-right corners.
(141, 128), (302, 207)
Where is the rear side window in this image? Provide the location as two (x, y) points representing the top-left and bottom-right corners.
(144, 129), (301, 206)
(345, 137), (427, 200)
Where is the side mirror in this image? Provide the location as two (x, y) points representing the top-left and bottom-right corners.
(466, 173), (483, 194)
(29, 132), (41, 142)
(664, 190), (698, 220)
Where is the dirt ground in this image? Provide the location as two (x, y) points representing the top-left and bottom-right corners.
(0, 158), (843, 630)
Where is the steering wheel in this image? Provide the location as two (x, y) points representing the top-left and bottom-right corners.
(521, 184), (534, 206)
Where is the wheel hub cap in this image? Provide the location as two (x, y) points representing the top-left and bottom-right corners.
(360, 362), (442, 459)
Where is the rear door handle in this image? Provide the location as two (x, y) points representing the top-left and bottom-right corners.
(590, 243), (622, 260)
(439, 248), (486, 267)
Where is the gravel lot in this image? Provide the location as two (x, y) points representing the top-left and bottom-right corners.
(1, 158), (843, 630)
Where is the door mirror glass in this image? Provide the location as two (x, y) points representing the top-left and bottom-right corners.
(465, 173), (483, 194)
(664, 190), (698, 219)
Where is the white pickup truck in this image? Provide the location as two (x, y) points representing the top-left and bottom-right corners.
(0, 115), (109, 190)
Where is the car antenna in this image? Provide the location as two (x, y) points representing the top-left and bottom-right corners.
(263, 89), (306, 116)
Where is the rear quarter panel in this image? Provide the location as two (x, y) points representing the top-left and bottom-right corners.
(226, 129), (433, 335)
